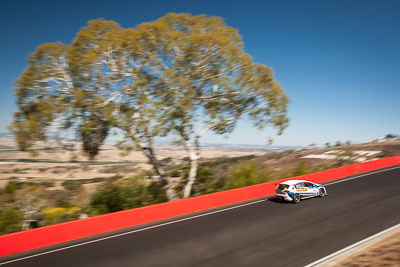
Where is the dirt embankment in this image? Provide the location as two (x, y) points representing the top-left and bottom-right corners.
(328, 228), (400, 266)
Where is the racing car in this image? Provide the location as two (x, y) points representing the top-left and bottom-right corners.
(275, 180), (327, 203)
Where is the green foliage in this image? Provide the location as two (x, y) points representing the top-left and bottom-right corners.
(292, 161), (311, 176)
(0, 150), (21, 154)
(312, 163), (332, 172)
(90, 179), (167, 215)
(175, 155), (261, 195)
(62, 180), (84, 192)
(90, 184), (128, 214)
(0, 208), (23, 234)
(191, 166), (224, 195)
(200, 155), (256, 168)
(8, 181), (54, 188)
(224, 163), (264, 190)
(266, 152), (284, 160)
(139, 170), (156, 178)
(42, 206), (81, 225)
(11, 13), (289, 199)
(384, 133), (397, 140)
(79, 114), (111, 160)
(5, 182), (17, 194)
(160, 157), (173, 164)
(9, 100), (56, 151)
(169, 169), (180, 177)
(382, 153), (394, 158)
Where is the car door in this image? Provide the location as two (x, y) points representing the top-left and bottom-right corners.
(304, 182), (318, 196)
(295, 182), (307, 196)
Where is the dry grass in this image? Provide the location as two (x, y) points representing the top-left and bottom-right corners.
(1, 138), (399, 196)
(329, 229), (400, 267)
(0, 138), (266, 186)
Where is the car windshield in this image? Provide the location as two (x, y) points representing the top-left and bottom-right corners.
(278, 184), (289, 190)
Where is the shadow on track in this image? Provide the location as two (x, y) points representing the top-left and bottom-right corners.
(265, 196), (293, 204)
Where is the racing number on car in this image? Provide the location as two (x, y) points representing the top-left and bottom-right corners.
(295, 184), (307, 194)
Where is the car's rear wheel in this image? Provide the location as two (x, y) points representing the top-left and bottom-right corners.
(292, 194), (301, 204)
(318, 188), (325, 197)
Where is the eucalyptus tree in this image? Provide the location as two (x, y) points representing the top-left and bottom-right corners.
(10, 42), (71, 152)
(68, 21), (180, 200)
(11, 19), (180, 201)
(136, 13), (289, 198)
(9, 37), (114, 160)
(11, 14), (289, 202)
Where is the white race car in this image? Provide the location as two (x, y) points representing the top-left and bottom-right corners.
(275, 180), (327, 203)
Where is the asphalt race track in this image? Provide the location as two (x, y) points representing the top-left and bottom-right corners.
(2, 167), (400, 267)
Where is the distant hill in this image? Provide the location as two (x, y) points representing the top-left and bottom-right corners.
(0, 133), (14, 139)
(199, 143), (303, 152)
(0, 132), (302, 152)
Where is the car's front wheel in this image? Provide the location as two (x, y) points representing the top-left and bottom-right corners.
(318, 188), (326, 197)
(292, 194), (301, 204)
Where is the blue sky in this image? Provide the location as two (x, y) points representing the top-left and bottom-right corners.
(1, 0), (399, 146)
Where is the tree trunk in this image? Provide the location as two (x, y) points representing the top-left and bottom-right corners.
(180, 118), (238, 198)
(128, 130), (179, 201)
(19, 193), (39, 231)
(181, 135), (200, 199)
(182, 150), (198, 198)
(144, 146), (179, 201)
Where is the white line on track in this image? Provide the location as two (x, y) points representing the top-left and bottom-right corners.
(1, 164), (399, 265)
(304, 222), (400, 267)
(324, 165), (400, 186)
(0, 200), (265, 265)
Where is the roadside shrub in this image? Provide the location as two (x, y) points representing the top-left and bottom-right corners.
(292, 161), (311, 177)
(42, 206), (81, 225)
(201, 155), (256, 168)
(4, 182), (17, 194)
(169, 169), (180, 177)
(312, 163), (332, 173)
(89, 179), (167, 215)
(0, 208), (23, 234)
(224, 163), (263, 190)
(92, 177), (109, 183)
(191, 166), (224, 196)
(62, 180), (84, 192)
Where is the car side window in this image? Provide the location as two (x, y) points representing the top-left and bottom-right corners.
(304, 182), (313, 188)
